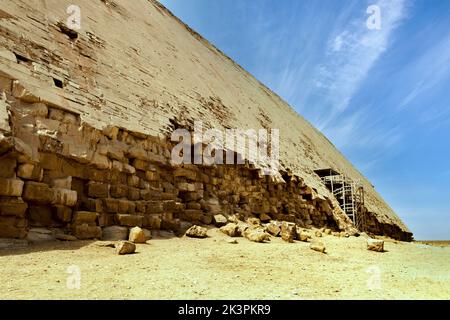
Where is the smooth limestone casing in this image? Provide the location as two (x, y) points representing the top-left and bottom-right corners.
(0, 0), (412, 240)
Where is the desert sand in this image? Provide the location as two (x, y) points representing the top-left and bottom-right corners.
(1, 230), (448, 300)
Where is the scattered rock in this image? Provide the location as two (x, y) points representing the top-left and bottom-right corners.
(332, 231), (340, 237)
(116, 240), (136, 255)
(226, 238), (238, 244)
(315, 230), (323, 237)
(236, 221), (250, 234)
(259, 213), (271, 222)
(213, 214), (228, 226)
(265, 221), (281, 237)
(102, 226), (128, 241)
(324, 229), (332, 235)
(220, 223), (240, 237)
(367, 238), (384, 252)
(297, 228), (312, 242)
(246, 217), (261, 226)
(244, 229), (270, 243)
(185, 225), (208, 238)
(281, 222), (296, 243)
(310, 241), (326, 253)
(128, 226), (150, 243)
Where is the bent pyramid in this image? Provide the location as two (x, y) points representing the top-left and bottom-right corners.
(0, 0), (412, 241)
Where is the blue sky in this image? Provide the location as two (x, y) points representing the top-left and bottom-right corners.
(160, 0), (450, 240)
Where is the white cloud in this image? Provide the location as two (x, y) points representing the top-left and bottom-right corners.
(314, 0), (408, 130)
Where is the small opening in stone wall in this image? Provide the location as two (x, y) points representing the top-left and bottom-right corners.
(53, 78), (63, 88)
(14, 52), (31, 64)
(57, 21), (79, 40)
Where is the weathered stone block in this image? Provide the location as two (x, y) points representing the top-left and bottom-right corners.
(128, 187), (140, 200)
(52, 188), (77, 206)
(28, 205), (53, 227)
(281, 221), (296, 243)
(0, 197), (28, 217)
(116, 214), (143, 227)
(0, 178), (24, 197)
(87, 182), (109, 198)
(103, 198), (119, 213)
(144, 215), (161, 230)
(185, 225), (207, 238)
(146, 201), (163, 214)
(367, 238), (384, 252)
(22, 181), (54, 204)
(110, 184), (128, 198)
(72, 211), (98, 225)
(74, 223), (102, 239)
(0, 158), (17, 178)
(51, 176), (72, 189)
(102, 225), (128, 241)
(128, 226), (150, 243)
(54, 205), (72, 222)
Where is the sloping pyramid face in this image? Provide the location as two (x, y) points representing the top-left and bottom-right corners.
(0, 0), (411, 241)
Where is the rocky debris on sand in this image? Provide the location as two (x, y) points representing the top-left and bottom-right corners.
(297, 228), (312, 242)
(324, 229), (332, 235)
(220, 223), (240, 237)
(128, 226), (151, 243)
(237, 221), (250, 235)
(244, 228), (270, 243)
(185, 225), (208, 238)
(102, 226), (128, 241)
(213, 214), (228, 227)
(246, 217), (261, 227)
(265, 221), (281, 237)
(115, 240), (136, 255)
(226, 238), (238, 244)
(259, 213), (271, 222)
(281, 222), (296, 243)
(310, 241), (326, 253)
(367, 238), (384, 252)
(315, 230), (323, 237)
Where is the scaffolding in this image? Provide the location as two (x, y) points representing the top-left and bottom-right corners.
(314, 169), (365, 230)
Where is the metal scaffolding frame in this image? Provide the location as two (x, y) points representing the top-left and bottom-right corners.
(315, 170), (365, 230)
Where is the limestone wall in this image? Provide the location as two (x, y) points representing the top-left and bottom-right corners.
(0, 0), (412, 241)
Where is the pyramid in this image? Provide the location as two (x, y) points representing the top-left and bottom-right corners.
(0, 0), (412, 241)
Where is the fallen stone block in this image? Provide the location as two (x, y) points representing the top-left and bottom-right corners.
(297, 229), (312, 242)
(265, 222), (281, 237)
(281, 221), (296, 243)
(185, 225), (208, 238)
(367, 238), (384, 252)
(259, 213), (271, 222)
(310, 241), (326, 253)
(102, 226), (129, 241)
(220, 223), (240, 237)
(213, 214), (228, 226)
(128, 226), (151, 243)
(116, 240), (136, 255)
(244, 229), (270, 243)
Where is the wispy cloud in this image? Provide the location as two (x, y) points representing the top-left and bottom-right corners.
(313, 0), (409, 130)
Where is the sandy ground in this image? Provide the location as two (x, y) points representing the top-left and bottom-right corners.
(0, 229), (448, 300)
